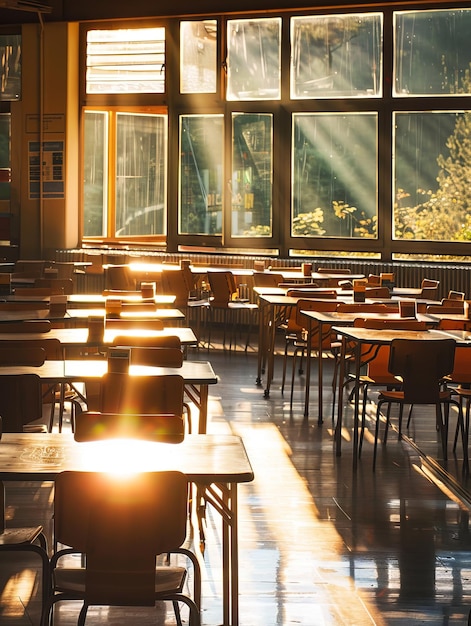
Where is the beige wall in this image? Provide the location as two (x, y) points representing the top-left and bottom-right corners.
(10, 21), (79, 259)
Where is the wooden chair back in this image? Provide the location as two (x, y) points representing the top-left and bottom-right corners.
(90, 373), (185, 417)
(388, 338), (455, 404)
(105, 318), (165, 330)
(159, 269), (190, 308)
(0, 374), (44, 431)
(111, 335), (181, 348)
(286, 289), (337, 299)
(252, 272), (283, 288)
(105, 265), (136, 291)
(0, 319), (51, 333)
(208, 271), (237, 307)
(34, 278), (74, 294)
(53, 470), (188, 604)
(74, 412), (185, 443)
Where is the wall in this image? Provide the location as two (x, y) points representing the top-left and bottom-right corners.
(10, 21), (79, 260)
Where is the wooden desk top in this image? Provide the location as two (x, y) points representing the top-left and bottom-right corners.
(333, 327), (453, 344)
(0, 326), (198, 347)
(0, 433), (254, 484)
(0, 359), (218, 385)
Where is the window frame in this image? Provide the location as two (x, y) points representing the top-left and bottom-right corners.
(79, 5), (471, 261)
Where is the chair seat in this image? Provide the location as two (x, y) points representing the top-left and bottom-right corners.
(379, 389), (452, 402)
(54, 564), (187, 597)
(0, 526), (44, 545)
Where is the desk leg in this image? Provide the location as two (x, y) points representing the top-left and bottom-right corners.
(335, 336), (347, 457)
(352, 341), (361, 470)
(303, 318), (313, 420)
(202, 482), (239, 626)
(184, 384), (208, 434)
(264, 307), (277, 398)
(256, 299), (267, 386)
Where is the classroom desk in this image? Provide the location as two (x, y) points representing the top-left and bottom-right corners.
(0, 325), (198, 349)
(5, 293), (176, 307)
(255, 292), (394, 398)
(332, 327), (458, 468)
(0, 359), (218, 434)
(0, 432), (253, 626)
(300, 310), (434, 425)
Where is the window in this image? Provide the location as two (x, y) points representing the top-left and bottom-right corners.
(180, 21), (217, 94)
(86, 28), (165, 95)
(292, 113), (377, 238)
(231, 113), (273, 237)
(83, 109), (167, 239)
(226, 18), (281, 101)
(80, 6), (471, 260)
(0, 34), (21, 101)
(290, 13), (382, 99)
(179, 114), (223, 235)
(393, 111), (471, 242)
(394, 9), (471, 96)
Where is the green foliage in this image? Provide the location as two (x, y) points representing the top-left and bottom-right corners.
(395, 69), (471, 242)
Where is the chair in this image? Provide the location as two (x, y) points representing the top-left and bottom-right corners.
(14, 286), (65, 296)
(344, 318), (428, 456)
(284, 299), (340, 407)
(34, 278), (74, 294)
(42, 470), (201, 626)
(336, 303), (391, 313)
(207, 270), (258, 351)
(285, 288), (337, 299)
(365, 286), (390, 299)
(74, 411), (185, 443)
(440, 298), (465, 309)
(0, 372), (49, 432)
(372, 338), (465, 470)
(367, 274), (381, 286)
(160, 268), (192, 308)
(447, 290), (465, 300)
(0, 415), (49, 610)
(105, 265), (137, 291)
(0, 319), (52, 333)
(420, 278), (440, 300)
(112, 334), (182, 348)
(252, 272), (284, 288)
(106, 317), (165, 330)
(317, 267), (351, 275)
(426, 304), (463, 314)
(80, 373), (185, 423)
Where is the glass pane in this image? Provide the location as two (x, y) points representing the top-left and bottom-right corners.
(83, 111), (107, 237)
(86, 28), (165, 95)
(115, 113), (167, 237)
(231, 113), (273, 237)
(394, 9), (471, 96)
(179, 115), (223, 235)
(0, 34), (21, 101)
(180, 21), (217, 94)
(394, 111), (471, 242)
(292, 113), (377, 238)
(227, 18), (281, 101)
(291, 13), (382, 99)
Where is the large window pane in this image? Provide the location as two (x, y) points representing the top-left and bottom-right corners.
(291, 13), (382, 99)
(292, 113), (377, 238)
(86, 28), (165, 95)
(0, 34), (21, 101)
(231, 113), (273, 237)
(394, 111), (471, 242)
(227, 18), (281, 101)
(179, 115), (223, 235)
(394, 9), (471, 96)
(115, 113), (167, 237)
(83, 111), (107, 237)
(180, 21), (217, 94)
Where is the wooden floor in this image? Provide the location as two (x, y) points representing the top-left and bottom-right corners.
(2, 331), (471, 625)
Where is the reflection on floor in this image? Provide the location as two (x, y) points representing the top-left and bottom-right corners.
(1, 344), (471, 625)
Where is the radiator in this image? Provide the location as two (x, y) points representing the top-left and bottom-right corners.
(57, 248), (471, 300)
